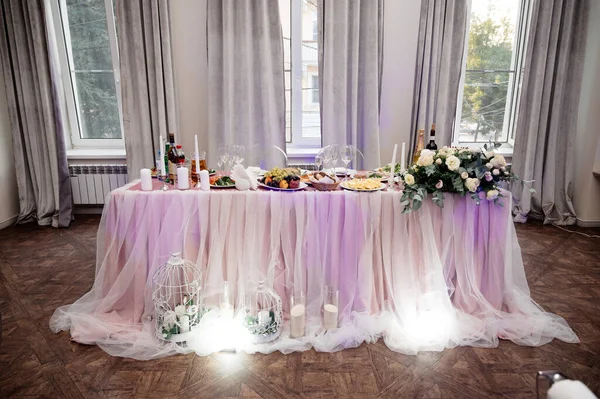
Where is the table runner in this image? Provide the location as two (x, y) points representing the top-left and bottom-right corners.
(50, 181), (578, 359)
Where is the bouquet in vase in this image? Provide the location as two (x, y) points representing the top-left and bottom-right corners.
(400, 144), (521, 213)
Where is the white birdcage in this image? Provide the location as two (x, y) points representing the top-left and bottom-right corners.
(242, 281), (283, 344)
(152, 253), (203, 342)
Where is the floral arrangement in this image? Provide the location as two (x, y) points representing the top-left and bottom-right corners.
(400, 144), (518, 213)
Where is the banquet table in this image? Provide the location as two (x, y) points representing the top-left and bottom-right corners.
(50, 180), (578, 359)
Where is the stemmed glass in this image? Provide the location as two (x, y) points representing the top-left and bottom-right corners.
(321, 146), (332, 173)
(233, 145), (245, 165)
(341, 145), (354, 180)
(314, 153), (323, 172)
(329, 144), (340, 175)
(218, 145), (229, 176)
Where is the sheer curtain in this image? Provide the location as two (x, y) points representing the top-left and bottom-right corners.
(511, 0), (590, 225)
(318, 0), (383, 170)
(409, 0), (468, 158)
(207, 0), (286, 169)
(115, 0), (177, 180)
(0, 0), (72, 227)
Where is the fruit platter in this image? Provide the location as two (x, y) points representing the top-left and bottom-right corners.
(210, 175), (236, 188)
(259, 167), (307, 191)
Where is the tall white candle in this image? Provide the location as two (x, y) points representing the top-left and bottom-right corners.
(194, 134), (200, 176)
(323, 303), (338, 330)
(160, 136), (167, 177)
(177, 167), (189, 190)
(401, 142), (406, 172)
(290, 304), (305, 338)
(140, 168), (153, 191)
(180, 314), (190, 333)
(390, 144), (398, 179)
(199, 169), (210, 191)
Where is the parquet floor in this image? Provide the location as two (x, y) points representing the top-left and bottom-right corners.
(0, 216), (599, 398)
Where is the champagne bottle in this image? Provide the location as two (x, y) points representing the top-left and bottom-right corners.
(168, 133), (178, 183)
(413, 128), (425, 164)
(426, 123), (438, 150)
(164, 142), (171, 183)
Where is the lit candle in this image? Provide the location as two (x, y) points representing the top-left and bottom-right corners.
(323, 304), (338, 330)
(390, 144), (397, 180)
(290, 304), (305, 338)
(401, 142), (406, 173)
(177, 167), (189, 190)
(258, 310), (271, 326)
(180, 314), (190, 333)
(140, 168), (152, 191)
(199, 169), (210, 191)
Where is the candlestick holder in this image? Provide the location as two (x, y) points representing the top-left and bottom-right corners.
(160, 177), (170, 191)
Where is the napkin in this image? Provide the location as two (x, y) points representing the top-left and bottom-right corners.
(231, 164), (257, 191)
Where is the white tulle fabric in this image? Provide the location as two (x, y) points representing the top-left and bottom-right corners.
(50, 181), (578, 360)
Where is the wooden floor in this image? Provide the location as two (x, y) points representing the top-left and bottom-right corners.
(0, 216), (599, 398)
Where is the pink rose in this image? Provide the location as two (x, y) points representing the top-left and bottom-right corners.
(435, 180), (443, 189)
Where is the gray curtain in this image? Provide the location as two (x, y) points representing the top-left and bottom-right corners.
(410, 0), (468, 158)
(115, 0), (176, 180)
(207, 0), (286, 169)
(318, 0), (383, 170)
(0, 0), (72, 227)
(512, 0), (590, 226)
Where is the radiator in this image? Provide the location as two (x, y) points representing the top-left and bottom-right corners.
(69, 164), (128, 205)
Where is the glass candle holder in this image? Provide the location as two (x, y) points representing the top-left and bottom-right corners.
(323, 285), (339, 330)
(290, 290), (306, 338)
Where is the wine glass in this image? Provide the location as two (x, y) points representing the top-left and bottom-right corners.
(233, 145), (245, 165)
(218, 145), (229, 175)
(321, 146), (332, 173)
(329, 144), (340, 175)
(341, 145), (354, 180)
(314, 153), (323, 171)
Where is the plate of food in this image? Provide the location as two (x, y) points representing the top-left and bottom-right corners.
(340, 178), (386, 192)
(375, 163), (402, 177)
(210, 175), (236, 188)
(259, 167), (307, 191)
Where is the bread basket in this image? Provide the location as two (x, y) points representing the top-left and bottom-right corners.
(310, 172), (341, 191)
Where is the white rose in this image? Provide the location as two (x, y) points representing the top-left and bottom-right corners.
(417, 155), (434, 167)
(486, 189), (499, 200)
(420, 149), (434, 158)
(404, 173), (415, 185)
(435, 180), (443, 189)
(465, 178), (480, 193)
(435, 158), (442, 165)
(175, 305), (186, 316)
(492, 169), (500, 176)
(461, 171), (469, 179)
(486, 163), (493, 169)
(445, 155), (460, 171)
(490, 154), (506, 169)
(484, 150), (495, 158)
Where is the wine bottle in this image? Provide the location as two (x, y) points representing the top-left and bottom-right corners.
(176, 145), (185, 168)
(164, 142), (171, 183)
(426, 123), (438, 150)
(413, 128), (425, 164)
(168, 133), (178, 183)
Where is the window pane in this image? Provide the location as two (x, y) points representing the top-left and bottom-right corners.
(73, 72), (121, 139)
(301, 0), (319, 139)
(459, 72), (511, 143)
(65, 0), (112, 70)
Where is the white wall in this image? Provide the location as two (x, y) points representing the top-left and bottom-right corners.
(379, 0), (421, 166)
(574, 0), (600, 226)
(0, 68), (19, 229)
(170, 0), (209, 162)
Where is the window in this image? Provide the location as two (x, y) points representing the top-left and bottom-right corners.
(454, 0), (531, 146)
(50, 0), (124, 150)
(280, 0), (321, 149)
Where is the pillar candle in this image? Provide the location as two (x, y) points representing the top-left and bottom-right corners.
(258, 310), (271, 326)
(199, 169), (210, 191)
(177, 167), (189, 190)
(180, 314), (190, 333)
(290, 304), (305, 338)
(140, 168), (153, 191)
(323, 304), (338, 330)
(401, 142), (406, 172)
(390, 144), (398, 178)
(194, 135), (200, 176)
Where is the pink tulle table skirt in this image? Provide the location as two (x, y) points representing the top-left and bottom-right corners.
(50, 181), (578, 359)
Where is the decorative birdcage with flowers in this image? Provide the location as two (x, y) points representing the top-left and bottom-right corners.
(241, 281), (283, 344)
(152, 253), (203, 342)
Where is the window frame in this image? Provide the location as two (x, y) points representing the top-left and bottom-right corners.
(285, 0), (321, 151)
(453, 0), (531, 151)
(49, 0), (125, 151)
